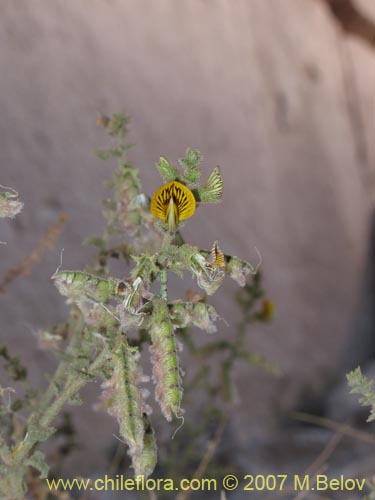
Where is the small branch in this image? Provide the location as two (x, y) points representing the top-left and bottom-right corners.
(304, 432), (343, 477)
(176, 415), (228, 500)
(293, 433), (343, 500)
(41, 346), (108, 426)
(264, 432), (342, 500)
(10, 348), (109, 466)
(290, 411), (375, 445)
(0, 213), (66, 294)
(38, 327), (82, 413)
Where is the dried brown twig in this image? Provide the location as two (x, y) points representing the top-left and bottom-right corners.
(290, 411), (375, 445)
(293, 433), (343, 500)
(0, 213), (66, 294)
(176, 415), (228, 500)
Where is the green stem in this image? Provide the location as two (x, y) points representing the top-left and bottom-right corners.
(38, 328), (82, 413)
(160, 269), (168, 301)
(159, 232), (172, 301)
(161, 232), (172, 252)
(10, 348), (109, 467)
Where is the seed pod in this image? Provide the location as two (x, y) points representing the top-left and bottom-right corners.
(52, 270), (126, 303)
(99, 341), (151, 473)
(169, 302), (220, 333)
(148, 298), (183, 421)
(133, 415), (157, 478)
(52, 271), (131, 329)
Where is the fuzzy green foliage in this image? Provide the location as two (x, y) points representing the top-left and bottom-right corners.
(157, 149), (203, 186)
(139, 414), (158, 478)
(347, 367), (375, 423)
(0, 113), (273, 499)
(156, 156), (181, 183)
(99, 340), (156, 476)
(149, 298), (183, 422)
(159, 276), (276, 494)
(179, 148), (202, 185)
(53, 271), (124, 303)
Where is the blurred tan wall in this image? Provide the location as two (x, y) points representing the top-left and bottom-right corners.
(0, 0), (374, 472)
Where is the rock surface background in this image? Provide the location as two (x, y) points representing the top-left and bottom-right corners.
(0, 0), (374, 492)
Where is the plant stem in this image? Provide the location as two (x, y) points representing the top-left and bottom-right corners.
(10, 348), (109, 467)
(160, 232), (171, 300)
(160, 269), (168, 301)
(38, 328), (82, 413)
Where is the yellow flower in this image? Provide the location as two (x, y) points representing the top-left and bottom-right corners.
(150, 181), (196, 233)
